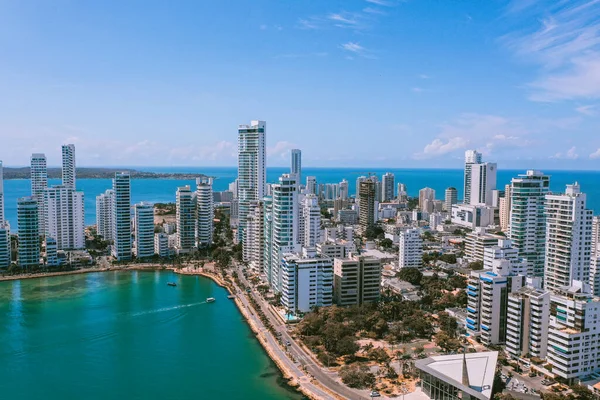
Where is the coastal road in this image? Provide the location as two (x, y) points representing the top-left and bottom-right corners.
(236, 267), (370, 400)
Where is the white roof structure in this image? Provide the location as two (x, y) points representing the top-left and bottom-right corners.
(415, 351), (498, 400)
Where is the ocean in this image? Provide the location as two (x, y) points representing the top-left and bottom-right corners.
(3, 167), (600, 229)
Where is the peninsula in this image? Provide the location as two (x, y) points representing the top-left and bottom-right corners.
(3, 167), (207, 180)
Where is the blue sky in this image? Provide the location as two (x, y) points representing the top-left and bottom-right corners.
(1, 0), (600, 169)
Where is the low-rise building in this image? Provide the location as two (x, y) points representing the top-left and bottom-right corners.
(154, 233), (169, 258)
(465, 230), (502, 263)
(451, 204), (495, 229)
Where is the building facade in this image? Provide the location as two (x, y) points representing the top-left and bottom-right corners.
(290, 149), (301, 187)
(333, 255), (381, 306)
(176, 185), (196, 253)
(134, 202), (155, 259)
(506, 285), (550, 359)
(17, 197), (40, 269)
(44, 186), (85, 250)
(398, 228), (423, 269)
(96, 189), (114, 241)
(359, 179), (376, 231)
(196, 177), (213, 247)
(30, 153), (48, 235)
(61, 144), (76, 189)
(464, 149), (482, 205)
(382, 172), (395, 202)
(445, 187), (458, 212)
(112, 172), (132, 261)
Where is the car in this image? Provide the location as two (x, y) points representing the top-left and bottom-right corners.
(370, 391), (381, 397)
(285, 341), (291, 346)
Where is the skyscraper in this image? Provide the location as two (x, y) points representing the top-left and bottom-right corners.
(290, 149), (302, 186)
(0, 160), (4, 224)
(301, 194), (321, 248)
(544, 183), (593, 293)
(0, 222), (10, 269)
(444, 187), (458, 211)
(591, 216), (600, 296)
(397, 183), (407, 201)
(305, 176), (317, 195)
(196, 177), (214, 247)
(238, 120), (266, 242)
(269, 174), (298, 291)
(176, 185), (196, 252)
(244, 200), (265, 271)
(470, 162), (497, 206)
(398, 228), (423, 269)
(499, 184), (511, 232)
(134, 202), (155, 259)
(61, 144), (76, 189)
(112, 172), (132, 261)
(419, 187), (436, 211)
(382, 172), (395, 202)
(96, 189), (114, 241)
(30, 153), (47, 235)
(44, 186), (85, 250)
(339, 179), (349, 200)
(17, 197), (40, 269)
(508, 170), (549, 278)
(358, 179), (376, 231)
(464, 150), (482, 205)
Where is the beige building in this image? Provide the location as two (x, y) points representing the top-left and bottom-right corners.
(333, 255), (381, 306)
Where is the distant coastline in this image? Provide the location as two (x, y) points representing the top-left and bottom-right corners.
(3, 167), (207, 180)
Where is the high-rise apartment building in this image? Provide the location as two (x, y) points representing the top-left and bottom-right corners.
(444, 187), (458, 212)
(333, 255), (381, 306)
(154, 233), (169, 258)
(244, 200), (265, 272)
(339, 179), (349, 200)
(358, 179), (376, 231)
(280, 249), (333, 315)
(591, 217), (600, 296)
(237, 120), (266, 242)
(0, 222), (11, 269)
(464, 150), (482, 205)
(382, 172), (395, 202)
(17, 197), (40, 269)
(470, 162), (497, 206)
(499, 184), (511, 232)
(133, 202), (154, 259)
(112, 172), (132, 261)
(508, 170), (549, 278)
(0, 160), (4, 224)
(176, 185), (196, 253)
(419, 187), (435, 211)
(305, 176), (317, 195)
(544, 183), (593, 293)
(300, 194), (320, 248)
(268, 174), (298, 292)
(397, 183), (407, 202)
(30, 153), (48, 235)
(96, 189), (114, 241)
(506, 285), (550, 359)
(61, 144), (76, 189)
(263, 197), (274, 281)
(44, 186), (85, 250)
(398, 228), (423, 269)
(196, 177), (213, 247)
(290, 149), (302, 187)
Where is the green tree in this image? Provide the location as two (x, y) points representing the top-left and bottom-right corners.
(468, 260), (484, 270)
(339, 365), (376, 389)
(397, 267), (423, 285)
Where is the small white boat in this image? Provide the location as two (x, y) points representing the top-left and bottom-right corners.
(206, 297), (216, 303)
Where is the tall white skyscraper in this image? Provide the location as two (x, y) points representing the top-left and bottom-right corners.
(176, 185), (196, 252)
(244, 200), (265, 271)
(381, 172), (395, 202)
(470, 162), (497, 206)
(339, 179), (349, 200)
(508, 170), (549, 278)
(444, 187), (458, 211)
(397, 183), (407, 201)
(44, 186), (85, 250)
(238, 120), (266, 242)
(301, 194), (321, 248)
(134, 202), (155, 259)
(30, 153), (47, 235)
(112, 172), (132, 261)
(96, 189), (114, 241)
(0, 160), (4, 224)
(398, 228), (423, 269)
(0, 222), (10, 269)
(464, 150), (482, 204)
(196, 177), (214, 247)
(61, 144), (76, 189)
(591, 216), (600, 296)
(419, 187), (435, 211)
(305, 176), (317, 195)
(499, 184), (511, 232)
(269, 174), (298, 291)
(17, 197), (40, 269)
(290, 149), (302, 186)
(544, 183), (593, 293)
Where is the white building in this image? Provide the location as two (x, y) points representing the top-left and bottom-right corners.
(30, 153), (48, 235)
(290, 149), (301, 187)
(154, 233), (169, 258)
(591, 216), (600, 296)
(499, 184), (511, 232)
(244, 200), (264, 272)
(397, 183), (407, 202)
(300, 194), (320, 248)
(382, 172), (395, 202)
(134, 202), (155, 259)
(506, 284), (550, 359)
(0, 222), (10, 269)
(196, 177), (213, 247)
(464, 149), (482, 205)
(470, 162), (497, 206)
(45, 236), (59, 266)
(44, 186), (85, 250)
(483, 239), (529, 275)
(17, 197), (40, 269)
(547, 281), (600, 382)
(237, 120), (266, 242)
(305, 176), (317, 195)
(268, 174), (298, 291)
(544, 183), (593, 293)
(0, 160), (4, 224)
(339, 179), (349, 200)
(176, 185), (196, 253)
(112, 172), (132, 261)
(263, 197), (274, 280)
(445, 187), (458, 212)
(96, 189), (114, 241)
(451, 204), (495, 229)
(508, 170), (549, 278)
(464, 230), (502, 263)
(61, 144), (76, 189)
(419, 187), (435, 212)
(398, 228), (422, 269)
(280, 248), (333, 315)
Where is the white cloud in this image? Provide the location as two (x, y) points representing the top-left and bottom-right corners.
(502, 0), (600, 101)
(576, 104), (599, 115)
(590, 148), (600, 159)
(552, 146), (579, 159)
(341, 42), (365, 53)
(259, 24), (268, 30)
(418, 74), (430, 79)
(415, 137), (469, 159)
(363, 7), (386, 15)
(267, 141), (298, 161)
(328, 13), (359, 26)
(365, 0), (394, 6)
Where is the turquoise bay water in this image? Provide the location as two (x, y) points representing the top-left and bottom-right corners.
(0, 272), (304, 400)
(4, 167), (600, 228)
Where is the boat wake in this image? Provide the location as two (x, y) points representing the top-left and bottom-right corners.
(131, 301), (207, 317)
